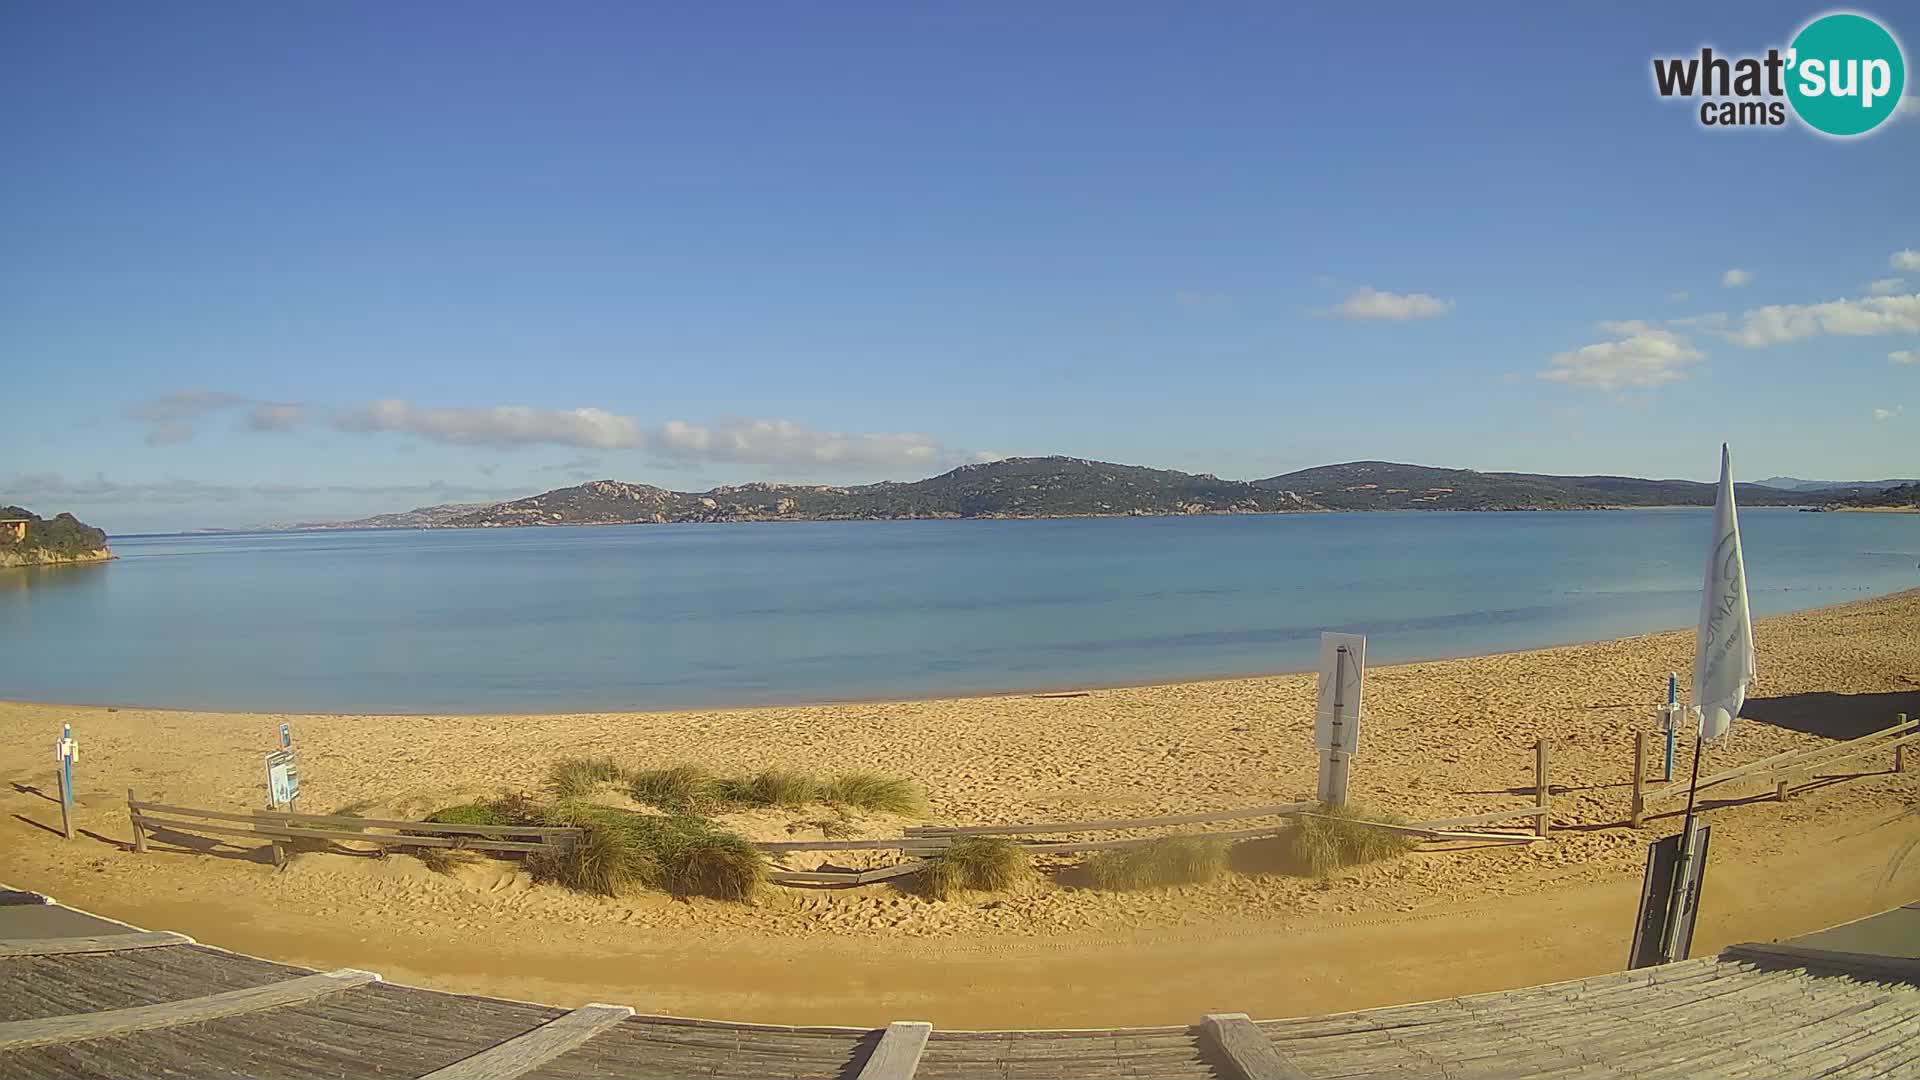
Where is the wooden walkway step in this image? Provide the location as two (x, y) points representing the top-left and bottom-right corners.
(0, 931), (193, 958)
(417, 1002), (634, 1079)
(1203, 1013), (1309, 1080)
(0, 967), (379, 1050)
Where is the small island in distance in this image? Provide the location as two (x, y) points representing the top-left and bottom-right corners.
(226, 457), (1920, 532)
(0, 506), (114, 567)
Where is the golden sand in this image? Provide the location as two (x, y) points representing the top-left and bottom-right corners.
(1, 590), (1916, 1026)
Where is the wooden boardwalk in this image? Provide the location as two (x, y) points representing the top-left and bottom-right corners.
(1, 890), (1916, 1079)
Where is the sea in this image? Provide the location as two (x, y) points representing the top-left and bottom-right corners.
(1, 509), (1914, 714)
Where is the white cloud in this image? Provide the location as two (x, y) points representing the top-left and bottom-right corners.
(334, 400), (643, 449)
(1723, 293), (1920, 346)
(1722, 268), (1753, 287)
(1893, 350), (1919, 365)
(247, 403), (307, 431)
(1668, 290), (1690, 303)
(1332, 286), (1452, 321)
(1868, 277), (1908, 297)
(654, 418), (944, 467)
(1872, 406), (1904, 421)
(1896, 96), (1920, 121)
(1538, 321), (1705, 392)
(1893, 250), (1920, 272)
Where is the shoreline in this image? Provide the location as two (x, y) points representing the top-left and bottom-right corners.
(8, 585), (1915, 719)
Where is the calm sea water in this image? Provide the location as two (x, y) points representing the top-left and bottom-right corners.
(1, 510), (1914, 714)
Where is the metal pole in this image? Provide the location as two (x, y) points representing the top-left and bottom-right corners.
(1663, 673), (1678, 783)
(1661, 724), (1708, 961)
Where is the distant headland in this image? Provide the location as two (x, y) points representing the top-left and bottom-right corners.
(215, 457), (1918, 532)
(0, 506), (114, 567)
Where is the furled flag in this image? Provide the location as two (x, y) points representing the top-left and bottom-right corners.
(1693, 444), (1756, 740)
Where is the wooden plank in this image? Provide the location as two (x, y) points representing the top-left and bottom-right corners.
(1721, 942), (1920, 983)
(127, 788), (148, 854)
(1202, 1013), (1310, 1080)
(1633, 729), (1648, 828)
(1019, 824), (1292, 854)
(1411, 806), (1552, 831)
(0, 967), (380, 1050)
(854, 1020), (933, 1080)
(131, 814), (560, 854)
(753, 838), (945, 853)
(416, 1002), (634, 1079)
(127, 800), (580, 837)
(766, 860), (932, 887)
(0, 931), (193, 958)
(906, 802), (1311, 837)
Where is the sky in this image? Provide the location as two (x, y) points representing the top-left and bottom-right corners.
(3, 2), (1917, 532)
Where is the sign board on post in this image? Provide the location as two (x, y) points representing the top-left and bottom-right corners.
(265, 749), (301, 810)
(55, 724), (78, 841)
(1314, 632), (1365, 806)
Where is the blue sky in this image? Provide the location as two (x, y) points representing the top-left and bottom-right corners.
(3, 2), (1916, 532)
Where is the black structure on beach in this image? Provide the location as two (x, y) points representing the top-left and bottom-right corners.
(2, 890), (1918, 1079)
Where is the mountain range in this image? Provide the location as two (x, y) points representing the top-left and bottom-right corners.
(253, 457), (1908, 531)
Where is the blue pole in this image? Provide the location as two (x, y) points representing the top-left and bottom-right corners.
(1664, 673), (1678, 783)
(59, 722), (74, 840)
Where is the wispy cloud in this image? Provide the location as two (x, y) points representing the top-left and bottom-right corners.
(1668, 290), (1690, 302)
(1, 471), (524, 506)
(1722, 268), (1753, 287)
(1866, 277), (1907, 297)
(1893, 349), (1918, 366)
(334, 400), (642, 449)
(126, 391), (974, 469)
(1538, 320), (1705, 393)
(654, 418), (945, 467)
(1892, 250), (1920, 272)
(1331, 286), (1453, 321)
(1722, 293), (1920, 346)
(1872, 405), (1904, 421)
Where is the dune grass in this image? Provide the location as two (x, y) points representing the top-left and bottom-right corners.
(547, 757), (625, 798)
(628, 764), (723, 814)
(922, 837), (1031, 900)
(1284, 803), (1418, 877)
(1084, 836), (1229, 891)
(625, 763), (926, 817)
(527, 802), (766, 900)
(822, 772), (928, 816)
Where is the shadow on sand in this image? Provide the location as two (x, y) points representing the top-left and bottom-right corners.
(1741, 690), (1920, 741)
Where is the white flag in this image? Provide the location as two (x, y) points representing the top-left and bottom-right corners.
(1693, 444), (1755, 740)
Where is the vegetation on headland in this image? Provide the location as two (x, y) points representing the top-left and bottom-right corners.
(0, 506), (113, 566)
(272, 456), (1882, 531)
(1826, 482), (1920, 511)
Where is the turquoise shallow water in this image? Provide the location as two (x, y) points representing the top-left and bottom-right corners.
(1, 509), (1914, 714)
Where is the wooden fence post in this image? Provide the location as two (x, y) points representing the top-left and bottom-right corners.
(1898, 714), (1909, 774)
(128, 789), (147, 854)
(1534, 738), (1552, 838)
(1631, 730), (1648, 829)
(1776, 769), (1794, 802)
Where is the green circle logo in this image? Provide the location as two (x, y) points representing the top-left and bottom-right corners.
(1786, 12), (1906, 136)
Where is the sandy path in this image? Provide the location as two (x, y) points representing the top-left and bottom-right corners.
(1, 590), (1916, 1026)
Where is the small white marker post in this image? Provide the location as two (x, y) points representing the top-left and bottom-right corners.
(54, 724), (79, 841)
(1315, 633), (1366, 807)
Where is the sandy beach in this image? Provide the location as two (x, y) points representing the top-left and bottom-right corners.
(2, 590), (1917, 1027)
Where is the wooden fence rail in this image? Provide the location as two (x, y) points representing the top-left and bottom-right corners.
(1632, 715), (1913, 827)
(126, 792), (583, 868)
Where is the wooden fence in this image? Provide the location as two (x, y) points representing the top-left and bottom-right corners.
(125, 792), (582, 868)
(1630, 714), (1915, 828)
(126, 738), (1560, 889)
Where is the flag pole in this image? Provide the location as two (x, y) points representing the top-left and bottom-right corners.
(1661, 715), (1708, 961)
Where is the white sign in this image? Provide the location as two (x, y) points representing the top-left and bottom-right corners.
(265, 750), (300, 809)
(1314, 632), (1366, 756)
